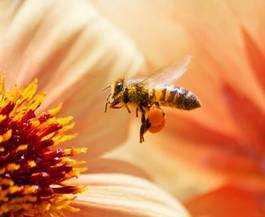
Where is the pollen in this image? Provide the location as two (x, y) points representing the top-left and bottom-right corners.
(0, 78), (86, 217)
(147, 105), (166, 133)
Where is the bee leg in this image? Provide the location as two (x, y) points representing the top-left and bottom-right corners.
(140, 116), (151, 143)
(140, 114), (145, 143)
(104, 93), (111, 112)
(139, 106), (151, 143)
(111, 105), (123, 109)
(139, 107), (145, 142)
(146, 119), (151, 131)
(151, 101), (160, 107)
(104, 102), (108, 112)
(136, 107), (139, 118)
(153, 102), (165, 116)
(140, 124), (145, 142)
(125, 104), (131, 113)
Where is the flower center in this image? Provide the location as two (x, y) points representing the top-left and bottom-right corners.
(0, 78), (86, 217)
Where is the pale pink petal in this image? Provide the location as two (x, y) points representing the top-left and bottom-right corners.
(64, 174), (190, 217)
(107, 127), (223, 201)
(0, 1), (22, 33)
(83, 158), (151, 179)
(0, 1), (144, 155)
(93, 0), (190, 67)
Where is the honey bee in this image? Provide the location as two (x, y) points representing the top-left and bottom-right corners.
(104, 56), (201, 142)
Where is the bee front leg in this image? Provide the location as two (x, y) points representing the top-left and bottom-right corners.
(125, 104), (131, 113)
(111, 105), (123, 109)
(104, 102), (108, 112)
(136, 107), (139, 118)
(104, 93), (111, 112)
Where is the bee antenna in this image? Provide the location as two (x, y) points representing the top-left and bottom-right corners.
(103, 85), (111, 91)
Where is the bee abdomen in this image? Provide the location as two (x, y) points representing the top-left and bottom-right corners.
(152, 86), (201, 110)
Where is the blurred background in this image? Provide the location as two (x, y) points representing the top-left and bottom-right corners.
(92, 1), (265, 216)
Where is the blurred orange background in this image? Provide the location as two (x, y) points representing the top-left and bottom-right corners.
(92, 1), (265, 216)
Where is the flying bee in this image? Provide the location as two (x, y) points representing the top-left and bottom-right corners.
(104, 56), (201, 143)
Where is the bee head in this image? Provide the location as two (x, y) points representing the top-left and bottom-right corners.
(104, 78), (126, 112)
(112, 78), (125, 97)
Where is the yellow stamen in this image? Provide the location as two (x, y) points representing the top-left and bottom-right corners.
(0, 129), (12, 143)
(0, 77), (87, 217)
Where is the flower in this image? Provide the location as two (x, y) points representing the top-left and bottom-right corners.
(0, 1), (190, 217)
(0, 78), (87, 216)
(93, 0), (265, 216)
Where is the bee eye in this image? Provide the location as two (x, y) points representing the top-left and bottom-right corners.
(115, 82), (123, 93)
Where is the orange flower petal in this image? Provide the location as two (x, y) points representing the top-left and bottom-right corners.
(222, 80), (265, 146)
(186, 184), (265, 217)
(242, 29), (265, 91)
(166, 114), (265, 177)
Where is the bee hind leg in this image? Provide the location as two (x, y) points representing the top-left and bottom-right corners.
(154, 102), (160, 106)
(140, 118), (151, 143)
(140, 124), (145, 143)
(151, 101), (160, 108)
(136, 107), (139, 118)
(139, 106), (151, 143)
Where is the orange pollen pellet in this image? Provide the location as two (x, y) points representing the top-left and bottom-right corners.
(149, 118), (166, 133)
(147, 106), (165, 127)
(147, 106), (165, 133)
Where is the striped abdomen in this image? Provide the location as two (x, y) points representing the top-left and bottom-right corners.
(148, 86), (201, 110)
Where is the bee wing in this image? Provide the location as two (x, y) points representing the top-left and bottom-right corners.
(142, 55), (192, 87)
